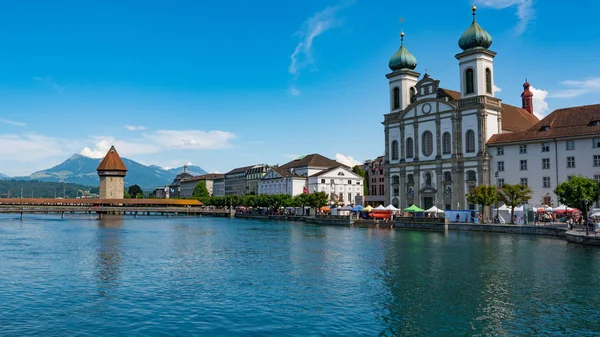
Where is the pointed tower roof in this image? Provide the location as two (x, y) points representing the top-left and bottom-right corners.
(389, 32), (418, 71)
(97, 146), (127, 172)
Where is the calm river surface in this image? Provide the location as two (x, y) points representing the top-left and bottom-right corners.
(1, 215), (599, 336)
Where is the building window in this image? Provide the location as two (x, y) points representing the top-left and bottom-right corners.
(498, 161), (504, 172)
(542, 158), (550, 170)
(393, 87), (400, 110)
(519, 145), (527, 154)
(466, 129), (475, 153)
(567, 157), (575, 168)
(406, 138), (414, 158)
(520, 178), (528, 186)
(393, 187), (398, 196)
(541, 143), (550, 152)
(444, 171), (452, 182)
(424, 172), (432, 186)
(520, 160), (528, 171)
(543, 177), (551, 188)
(422, 131), (433, 156)
(371, 186), (377, 195)
(348, 193), (352, 203)
(595, 175), (600, 184)
(498, 178), (505, 187)
(407, 174), (414, 184)
(465, 68), (474, 94)
(466, 170), (477, 182)
(321, 179), (326, 183)
(442, 132), (451, 154)
(348, 180), (352, 185)
(392, 175), (399, 185)
(391, 140), (399, 160)
(594, 138), (600, 148)
(595, 155), (600, 167)
(497, 146), (504, 156)
(566, 140), (575, 151)
(485, 68), (492, 94)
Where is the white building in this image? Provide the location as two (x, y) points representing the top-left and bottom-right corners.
(179, 173), (225, 198)
(258, 154), (364, 204)
(488, 104), (600, 207)
(383, 7), (539, 210)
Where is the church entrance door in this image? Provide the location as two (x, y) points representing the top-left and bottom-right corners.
(423, 197), (433, 210)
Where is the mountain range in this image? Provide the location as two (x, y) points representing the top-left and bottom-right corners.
(6, 154), (207, 189)
(0, 173), (8, 179)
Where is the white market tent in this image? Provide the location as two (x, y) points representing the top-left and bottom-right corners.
(384, 205), (400, 211)
(424, 206), (445, 213)
(374, 205), (386, 210)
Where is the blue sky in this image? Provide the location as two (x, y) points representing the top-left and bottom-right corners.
(0, 0), (599, 176)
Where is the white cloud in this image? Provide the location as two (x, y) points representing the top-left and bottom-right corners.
(33, 76), (65, 94)
(476, 0), (534, 35)
(211, 170), (221, 174)
(530, 85), (549, 119)
(493, 84), (502, 93)
(80, 139), (112, 158)
(149, 130), (235, 149)
(283, 153), (301, 160)
(125, 125), (147, 131)
(289, 1), (354, 77)
(289, 86), (301, 96)
(335, 153), (361, 167)
(551, 77), (600, 98)
(185, 161), (193, 166)
(0, 119), (26, 127)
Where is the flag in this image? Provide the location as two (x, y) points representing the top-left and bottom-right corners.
(303, 186), (309, 194)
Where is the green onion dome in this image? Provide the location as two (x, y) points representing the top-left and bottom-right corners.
(458, 6), (492, 51)
(389, 32), (417, 71)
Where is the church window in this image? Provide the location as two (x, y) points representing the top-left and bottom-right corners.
(406, 138), (414, 158)
(391, 140), (399, 160)
(466, 170), (477, 181)
(444, 171), (452, 182)
(407, 174), (414, 184)
(442, 132), (451, 154)
(485, 68), (492, 93)
(466, 129), (475, 153)
(422, 131), (433, 156)
(424, 172), (432, 186)
(392, 175), (400, 185)
(393, 87), (400, 110)
(410, 87), (416, 102)
(465, 68), (474, 94)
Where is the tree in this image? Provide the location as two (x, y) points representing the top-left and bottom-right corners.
(352, 165), (369, 196)
(123, 189), (131, 199)
(308, 191), (329, 209)
(128, 185), (143, 198)
(498, 184), (532, 224)
(555, 175), (600, 234)
(192, 180), (210, 198)
(466, 185), (498, 221)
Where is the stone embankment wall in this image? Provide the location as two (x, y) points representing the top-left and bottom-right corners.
(565, 233), (600, 245)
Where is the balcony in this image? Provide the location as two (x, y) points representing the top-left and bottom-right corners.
(421, 182), (436, 190)
(458, 96), (501, 109)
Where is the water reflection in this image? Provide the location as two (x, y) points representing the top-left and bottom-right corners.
(95, 216), (123, 297)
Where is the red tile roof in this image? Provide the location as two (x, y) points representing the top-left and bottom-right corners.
(97, 146), (127, 171)
(488, 104), (600, 144)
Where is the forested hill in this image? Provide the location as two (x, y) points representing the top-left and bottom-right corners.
(0, 180), (98, 199)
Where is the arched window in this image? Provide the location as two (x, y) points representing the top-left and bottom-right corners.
(410, 87), (416, 102)
(407, 174), (414, 184)
(406, 137), (414, 158)
(466, 170), (477, 181)
(442, 132), (451, 154)
(465, 68), (474, 94)
(425, 172), (432, 186)
(422, 131), (433, 156)
(466, 129), (475, 153)
(444, 171), (452, 182)
(391, 140), (399, 160)
(393, 87), (400, 110)
(485, 68), (492, 94)
(392, 175), (400, 185)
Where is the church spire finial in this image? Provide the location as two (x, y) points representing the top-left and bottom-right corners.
(472, 5), (477, 22)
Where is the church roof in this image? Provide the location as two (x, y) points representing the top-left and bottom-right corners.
(97, 146), (127, 172)
(488, 104), (600, 144)
(458, 7), (492, 51)
(389, 33), (417, 71)
(501, 104), (539, 132)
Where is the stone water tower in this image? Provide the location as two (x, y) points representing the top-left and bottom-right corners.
(97, 145), (127, 199)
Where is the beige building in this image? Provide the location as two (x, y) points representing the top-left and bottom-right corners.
(180, 173), (225, 198)
(97, 145), (127, 199)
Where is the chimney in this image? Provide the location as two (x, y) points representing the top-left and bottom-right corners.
(521, 79), (534, 115)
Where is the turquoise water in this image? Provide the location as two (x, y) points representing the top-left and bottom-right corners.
(1, 215), (599, 336)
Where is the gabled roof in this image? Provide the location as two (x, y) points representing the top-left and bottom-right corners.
(488, 104), (600, 144)
(97, 146), (127, 171)
(225, 165), (255, 175)
(501, 103), (539, 132)
(438, 88), (461, 101)
(279, 153), (343, 170)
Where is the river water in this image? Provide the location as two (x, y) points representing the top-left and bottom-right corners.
(0, 215), (599, 336)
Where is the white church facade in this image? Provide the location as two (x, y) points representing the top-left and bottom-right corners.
(383, 7), (538, 210)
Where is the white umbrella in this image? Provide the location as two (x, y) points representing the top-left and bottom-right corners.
(384, 205), (399, 211)
(374, 205), (386, 210)
(424, 205), (445, 213)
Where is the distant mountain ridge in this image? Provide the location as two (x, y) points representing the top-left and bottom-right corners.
(12, 154), (207, 188)
(0, 173), (9, 179)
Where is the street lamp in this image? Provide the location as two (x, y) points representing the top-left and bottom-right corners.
(495, 171), (499, 223)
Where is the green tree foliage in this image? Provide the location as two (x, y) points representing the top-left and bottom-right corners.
(128, 184), (143, 198)
(308, 191), (329, 208)
(194, 192), (330, 215)
(498, 184), (533, 224)
(352, 165), (369, 196)
(192, 180), (210, 198)
(466, 185), (498, 220)
(555, 175), (600, 222)
(124, 189), (131, 199)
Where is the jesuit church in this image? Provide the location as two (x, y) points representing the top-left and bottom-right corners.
(383, 6), (539, 210)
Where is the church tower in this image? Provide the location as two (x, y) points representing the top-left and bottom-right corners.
(456, 6), (496, 98)
(521, 79), (534, 114)
(97, 145), (127, 199)
(387, 32), (420, 111)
